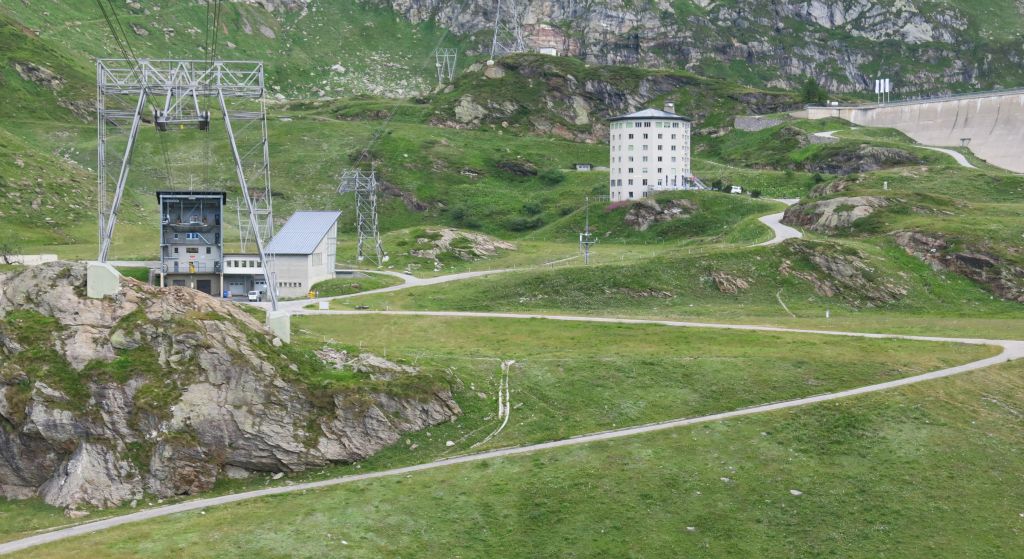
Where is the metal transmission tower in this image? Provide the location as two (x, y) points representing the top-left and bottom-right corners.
(579, 195), (597, 264)
(434, 48), (458, 84)
(96, 59), (279, 310)
(338, 169), (386, 266)
(489, 0), (528, 60)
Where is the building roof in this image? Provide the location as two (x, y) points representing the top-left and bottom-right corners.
(265, 211), (341, 255)
(608, 108), (691, 122)
(155, 191), (227, 203)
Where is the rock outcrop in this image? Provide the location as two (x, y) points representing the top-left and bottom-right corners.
(780, 242), (907, 306)
(0, 262), (460, 510)
(408, 228), (516, 269)
(893, 231), (1024, 303)
(623, 198), (698, 231)
(804, 146), (922, 175)
(782, 196), (890, 233)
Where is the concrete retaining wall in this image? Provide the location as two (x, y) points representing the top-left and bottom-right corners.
(802, 90), (1024, 173)
(3, 254), (58, 266)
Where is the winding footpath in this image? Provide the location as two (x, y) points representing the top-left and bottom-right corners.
(3, 310), (1022, 555)
(754, 198), (802, 247)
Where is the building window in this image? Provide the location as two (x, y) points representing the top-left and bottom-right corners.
(642, 133), (649, 139)
(657, 145), (663, 150)
(627, 179), (634, 186)
(629, 191), (634, 198)
(642, 179), (648, 186)
(173, 233), (179, 240)
(628, 133), (634, 139)
(671, 145), (677, 151)
(644, 122), (651, 127)
(657, 134), (663, 139)
(642, 145), (648, 150)
(657, 168), (663, 173)
(173, 247), (179, 254)
(206, 247), (211, 254)
(186, 247), (199, 254)
(657, 156), (663, 162)
(671, 134), (677, 139)
(642, 156), (648, 162)
(628, 167), (634, 173)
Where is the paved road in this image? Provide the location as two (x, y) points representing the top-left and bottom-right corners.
(919, 146), (977, 169)
(5, 311), (1021, 555)
(264, 267), (522, 312)
(754, 199), (802, 247)
(814, 130), (977, 170)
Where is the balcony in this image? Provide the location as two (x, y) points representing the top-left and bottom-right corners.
(162, 260), (221, 274)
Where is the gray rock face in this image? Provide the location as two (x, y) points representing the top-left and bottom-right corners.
(0, 262), (460, 509)
(382, 0), (986, 92)
(779, 243), (908, 306)
(805, 146), (921, 176)
(893, 231), (1024, 303)
(782, 196), (891, 233)
(623, 199), (697, 231)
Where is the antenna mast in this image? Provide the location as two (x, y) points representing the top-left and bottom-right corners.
(579, 195), (596, 264)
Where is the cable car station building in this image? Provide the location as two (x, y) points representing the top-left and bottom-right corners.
(157, 191), (225, 295)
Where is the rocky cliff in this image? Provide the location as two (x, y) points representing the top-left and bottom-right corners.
(0, 262), (459, 510)
(382, 0), (1024, 93)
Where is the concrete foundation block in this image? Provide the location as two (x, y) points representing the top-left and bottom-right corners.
(86, 262), (121, 299)
(266, 311), (291, 344)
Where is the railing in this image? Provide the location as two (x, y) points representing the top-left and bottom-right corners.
(808, 86), (1024, 111)
(161, 261), (221, 274)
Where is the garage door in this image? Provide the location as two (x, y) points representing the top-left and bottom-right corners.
(228, 282), (246, 296)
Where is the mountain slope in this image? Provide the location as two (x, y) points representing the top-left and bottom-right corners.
(385, 0), (1024, 93)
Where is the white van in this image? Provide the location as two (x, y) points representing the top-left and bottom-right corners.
(247, 290), (262, 302)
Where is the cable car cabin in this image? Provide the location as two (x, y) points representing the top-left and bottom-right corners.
(154, 109), (210, 132)
(157, 191), (225, 295)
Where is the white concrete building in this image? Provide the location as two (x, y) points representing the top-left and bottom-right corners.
(608, 103), (693, 201)
(264, 211), (340, 298)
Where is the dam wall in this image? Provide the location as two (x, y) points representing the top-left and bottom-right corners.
(801, 89), (1024, 173)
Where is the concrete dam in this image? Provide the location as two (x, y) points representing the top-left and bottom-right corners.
(800, 89), (1024, 173)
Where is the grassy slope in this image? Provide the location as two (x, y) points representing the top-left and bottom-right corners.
(14, 351), (1024, 558)
(0, 314), (992, 543)
(336, 238), (1024, 335)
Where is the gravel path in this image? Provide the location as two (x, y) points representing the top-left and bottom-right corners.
(4, 311), (1021, 555)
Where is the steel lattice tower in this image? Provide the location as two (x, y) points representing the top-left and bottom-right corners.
(434, 48), (458, 84)
(96, 59), (279, 309)
(338, 169), (385, 266)
(489, 0), (528, 60)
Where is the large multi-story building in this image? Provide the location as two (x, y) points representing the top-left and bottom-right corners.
(157, 191), (225, 295)
(608, 103), (693, 201)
